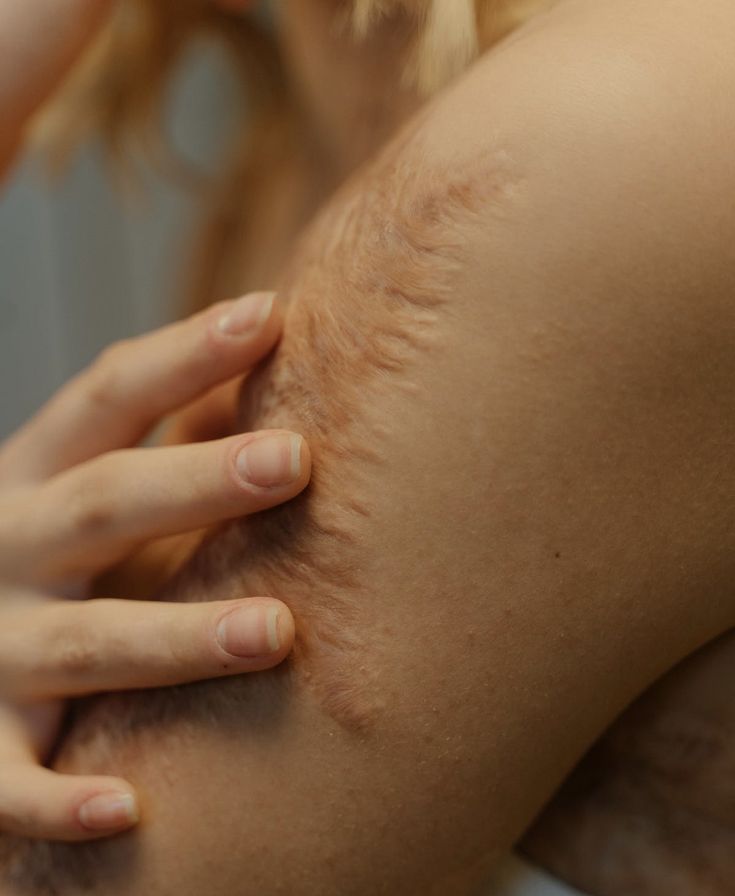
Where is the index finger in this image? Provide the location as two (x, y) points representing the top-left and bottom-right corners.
(0, 0), (115, 175)
(0, 292), (282, 483)
(0, 596), (296, 703)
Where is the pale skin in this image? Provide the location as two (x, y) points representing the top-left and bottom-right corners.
(0, 0), (312, 844)
(3, 1), (734, 894)
(275, 2), (735, 892)
(277, 6), (735, 890)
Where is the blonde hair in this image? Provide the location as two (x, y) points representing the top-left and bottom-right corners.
(42, 0), (551, 307)
(353, 0), (546, 91)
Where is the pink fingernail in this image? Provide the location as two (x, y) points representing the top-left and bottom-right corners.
(216, 606), (281, 657)
(78, 792), (139, 831)
(217, 292), (275, 337)
(235, 433), (303, 488)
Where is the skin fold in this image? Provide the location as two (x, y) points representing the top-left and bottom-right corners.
(2, 0), (735, 892)
(523, 630), (735, 895)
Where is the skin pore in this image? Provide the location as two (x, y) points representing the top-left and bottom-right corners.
(3, 0), (735, 893)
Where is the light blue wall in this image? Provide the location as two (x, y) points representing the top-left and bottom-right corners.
(0, 45), (240, 439)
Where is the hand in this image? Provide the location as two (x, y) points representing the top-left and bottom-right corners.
(0, 293), (311, 842)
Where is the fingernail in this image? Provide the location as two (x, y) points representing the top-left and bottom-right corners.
(78, 792), (139, 831)
(235, 433), (303, 488)
(216, 606), (281, 657)
(217, 292), (275, 336)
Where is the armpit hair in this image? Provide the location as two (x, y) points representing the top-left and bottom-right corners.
(191, 127), (514, 728)
(0, 130), (518, 895)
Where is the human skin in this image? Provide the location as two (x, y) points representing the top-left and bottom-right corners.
(275, 2), (735, 892)
(523, 630), (735, 894)
(0, 0), (319, 840)
(3, 0), (735, 892)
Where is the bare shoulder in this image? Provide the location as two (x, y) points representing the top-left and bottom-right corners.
(503, 0), (735, 86)
(420, 0), (735, 178)
(392, 0), (735, 334)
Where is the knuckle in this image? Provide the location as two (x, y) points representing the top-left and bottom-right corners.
(66, 472), (116, 539)
(167, 627), (196, 669)
(84, 342), (131, 410)
(56, 639), (100, 679)
(64, 453), (127, 540)
(47, 621), (101, 680)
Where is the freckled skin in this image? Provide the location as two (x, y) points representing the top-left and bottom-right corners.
(4, 1), (735, 894)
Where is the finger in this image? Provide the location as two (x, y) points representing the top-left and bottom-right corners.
(0, 703), (138, 841)
(0, 712), (138, 841)
(0, 431), (309, 585)
(0, 292), (282, 483)
(0, 0), (115, 177)
(0, 596), (297, 703)
(0, 763), (141, 842)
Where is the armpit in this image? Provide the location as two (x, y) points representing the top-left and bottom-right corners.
(0, 131), (528, 893)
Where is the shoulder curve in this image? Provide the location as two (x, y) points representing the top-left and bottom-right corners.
(414, 0), (735, 249)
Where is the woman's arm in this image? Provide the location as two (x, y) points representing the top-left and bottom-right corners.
(6, 0), (735, 891)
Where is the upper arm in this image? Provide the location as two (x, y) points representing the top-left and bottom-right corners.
(5, 2), (735, 894)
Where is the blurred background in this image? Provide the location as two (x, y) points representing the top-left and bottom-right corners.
(0, 45), (240, 439)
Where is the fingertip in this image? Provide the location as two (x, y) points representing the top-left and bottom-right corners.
(76, 783), (140, 835)
(271, 600), (296, 655)
(204, 292), (283, 380)
(5, 769), (142, 841)
(266, 292), (284, 328)
(213, 598), (295, 665)
(230, 430), (310, 495)
(249, 292), (283, 353)
(211, 291), (281, 343)
(296, 435), (312, 490)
